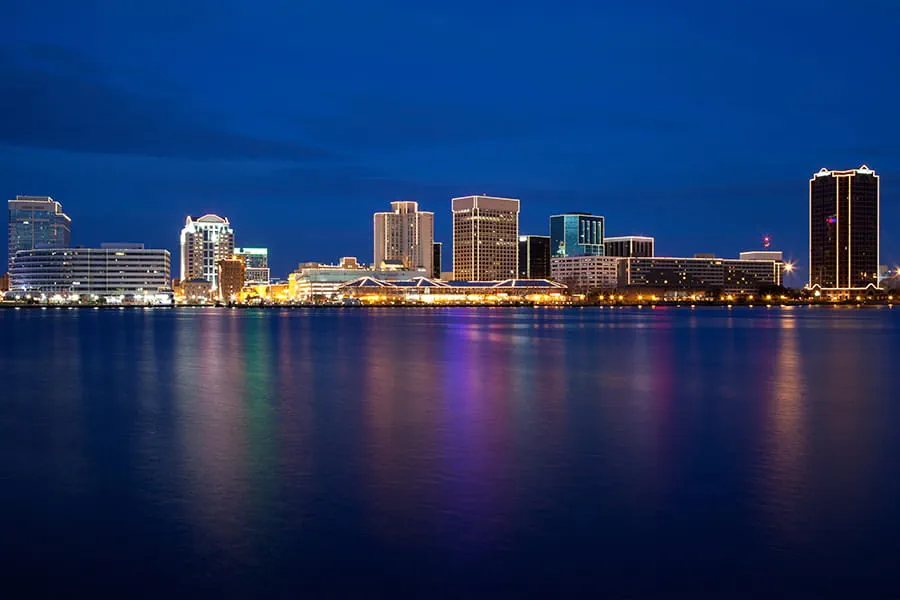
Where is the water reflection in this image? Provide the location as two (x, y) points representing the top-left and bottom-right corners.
(3, 307), (900, 595)
(759, 314), (808, 544)
(174, 311), (249, 547)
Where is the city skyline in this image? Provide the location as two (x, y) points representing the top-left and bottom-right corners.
(3, 174), (885, 285)
(3, 2), (898, 277)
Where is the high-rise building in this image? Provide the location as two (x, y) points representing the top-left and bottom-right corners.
(432, 242), (442, 279)
(604, 236), (654, 258)
(180, 215), (234, 291)
(518, 235), (551, 279)
(550, 213), (604, 257)
(217, 258), (246, 302)
(7, 196), (71, 269)
(234, 247), (270, 284)
(452, 195), (519, 280)
(809, 166), (880, 290)
(374, 201), (435, 276)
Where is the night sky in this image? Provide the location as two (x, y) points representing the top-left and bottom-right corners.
(3, 0), (899, 280)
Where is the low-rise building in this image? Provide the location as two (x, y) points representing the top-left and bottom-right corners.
(619, 256), (784, 294)
(551, 255), (620, 291)
(339, 277), (566, 304)
(182, 278), (214, 303)
(8, 244), (171, 302)
(288, 259), (425, 301)
(217, 258), (246, 302)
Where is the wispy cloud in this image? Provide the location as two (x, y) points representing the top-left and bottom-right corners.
(0, 45), (335, 162)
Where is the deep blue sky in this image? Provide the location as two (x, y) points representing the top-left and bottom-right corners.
(3, 0), (899, 279)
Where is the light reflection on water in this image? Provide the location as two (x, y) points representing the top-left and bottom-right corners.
(1, 307), (900, 595)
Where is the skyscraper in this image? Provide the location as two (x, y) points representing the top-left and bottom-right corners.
(809, 166), (879, 290)
(7, 196), (71, 269)
(432, 242), (442, 279)
(518, 235), (551, 279)
(180, 215), (235, 289)
(374, 201), (435, 276)
(550, 213), (604, 257)
(452, 195), (519, 280)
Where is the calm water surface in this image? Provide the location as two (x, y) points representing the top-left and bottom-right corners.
(1, 307), (899, 597)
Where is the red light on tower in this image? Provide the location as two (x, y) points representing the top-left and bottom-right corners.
(763, 235), (771, 249)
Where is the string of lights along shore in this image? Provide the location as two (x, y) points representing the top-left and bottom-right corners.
(2, 165), (891, 305)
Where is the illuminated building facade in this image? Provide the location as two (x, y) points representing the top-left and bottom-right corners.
(374, 201), (435, 276)
(182, 279), (214, 303)
(288, 260), (425, 301)
(234, 247), (269, 284)
(550, 213), (604, 257)
(551, 255), (620, 291)
(809, 166), (879, 290)
(8, 244), (171, 299)
(217, 258), (246, 302)
(452, 195), (519, 280)
(7, 196), (71, 270)
(180, 214), (234, 291)
(619, 257), (784, 293)
(339, 276), (566, 303)
(0, 272), (8, 292)
(604, 236), (654, 258)
(518, 235), (551, 279)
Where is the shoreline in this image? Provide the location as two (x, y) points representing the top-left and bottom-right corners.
(1, 301), (896, 310)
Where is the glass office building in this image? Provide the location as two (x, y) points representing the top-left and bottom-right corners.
(234, 247), (270, 284)
(604, 236), (654, 258)
(550, 213), (604, 257)
(432, 242), (442, 279)
(8, 196), (71, 270)
(518, 235), (551, 279)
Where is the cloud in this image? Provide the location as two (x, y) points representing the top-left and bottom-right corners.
(0, 45), (335, 162)
(294, 92), (691, 150)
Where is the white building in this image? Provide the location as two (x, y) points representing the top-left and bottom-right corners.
(288, 259), (426, 301)
(9, 244), (171, 301)
(739, 251), (783, 262)
(452, 195), (519, 280)
(551, 256), (620, 290)
(180, 214), (234, 290)
(374, 201), (435, 276)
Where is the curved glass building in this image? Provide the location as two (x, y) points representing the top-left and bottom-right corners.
(9, 244), (171, 300)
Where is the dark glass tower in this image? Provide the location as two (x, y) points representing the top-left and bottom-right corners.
(809, 166), (879, 290)
(518, 235), (550, 279)
(432, 242), (442, 278)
